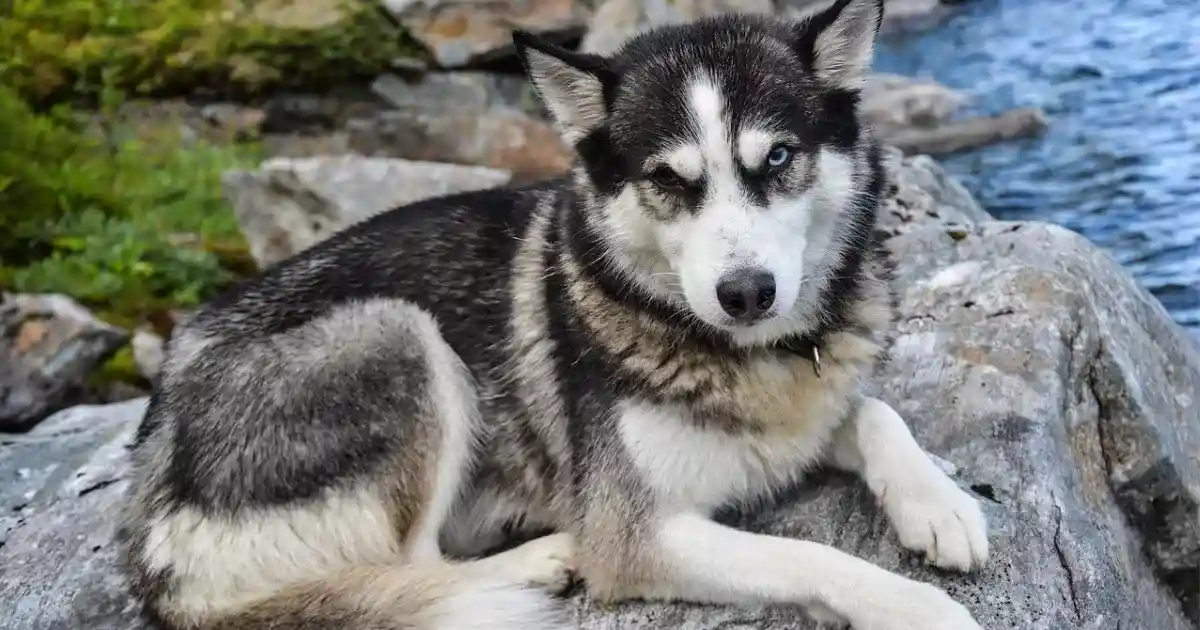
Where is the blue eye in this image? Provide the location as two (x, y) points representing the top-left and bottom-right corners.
(767, 145), (792, 169)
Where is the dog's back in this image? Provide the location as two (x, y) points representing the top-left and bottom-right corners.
(120, 181), (579, 630)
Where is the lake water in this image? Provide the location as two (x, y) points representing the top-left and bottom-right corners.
(874, 0), (1200, 339)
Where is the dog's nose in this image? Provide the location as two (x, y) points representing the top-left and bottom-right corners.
(715, 268), (776, 322)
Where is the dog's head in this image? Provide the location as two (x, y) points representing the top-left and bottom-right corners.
(515, 0), (884, 347)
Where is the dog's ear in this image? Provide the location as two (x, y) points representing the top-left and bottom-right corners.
(790, 0), (884, 90)
(513, 30), (617, 144)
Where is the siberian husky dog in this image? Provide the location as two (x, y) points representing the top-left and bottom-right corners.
(118, 1), (989, 628)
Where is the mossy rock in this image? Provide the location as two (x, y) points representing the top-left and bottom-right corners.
(1, 0), (426, 105)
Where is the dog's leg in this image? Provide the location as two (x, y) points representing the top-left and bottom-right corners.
(829, 397), (989, 571)
(642, 512), (981, 630)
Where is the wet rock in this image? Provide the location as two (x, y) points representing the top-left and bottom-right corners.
(0, 294), (129, 432)
(883, 107), (1050, 156)
(862, 73), (972, 131)
(222, 155), (512, 267)
(384, 0), (592, 68)
(347, 108), (571, 184)
(579, 0), (773, 55)
(862, 75), (1049, 156)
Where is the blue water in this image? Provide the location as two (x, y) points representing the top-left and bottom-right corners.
(874, 0), (1200, 338)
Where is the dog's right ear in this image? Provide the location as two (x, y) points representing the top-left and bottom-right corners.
(513, 30), (617, 145)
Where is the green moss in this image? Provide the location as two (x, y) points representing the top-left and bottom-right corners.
(2, 0), (424, 105)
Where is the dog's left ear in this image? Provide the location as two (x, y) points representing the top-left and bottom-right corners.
(791, 0), (884, 90)
(513, 30), (618, 145)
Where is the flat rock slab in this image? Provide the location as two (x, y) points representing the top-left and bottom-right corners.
(222, 155), (512, 267)
(0, 294), (129, 431)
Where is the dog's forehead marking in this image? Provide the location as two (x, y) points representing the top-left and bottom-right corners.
(737, 129), (774, 171)
(685, 76), (741, 206)
(665, 145), (704, 181)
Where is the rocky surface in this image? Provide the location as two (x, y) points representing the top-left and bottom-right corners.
(884, 107), (1050, 156)
(371, 72), (541, 116)
(221, 155), (513, 267)
(2, 150), (1197, 629)
(384, 0), (592, 68)
(580, 0), (774, 56)
(572, 221), (1200, 630)
(346, 108), (571, 184)
(0, 294), (129, 432)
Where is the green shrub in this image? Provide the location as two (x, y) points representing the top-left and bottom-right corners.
(0, 82), (260, 331)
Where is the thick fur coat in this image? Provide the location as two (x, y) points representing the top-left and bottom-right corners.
(119, 2), (990, 629)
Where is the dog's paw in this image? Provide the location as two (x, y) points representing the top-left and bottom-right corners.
(504, 533), (577, 593)
(847, 577), (981, 630)
(880, 460), (989, 572)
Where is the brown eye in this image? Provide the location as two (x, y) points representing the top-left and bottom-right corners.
(647, 166), (687, 190)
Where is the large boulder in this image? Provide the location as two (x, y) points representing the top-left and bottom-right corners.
(1, 156), (1196, 630)
(572, 221), (1200, 630)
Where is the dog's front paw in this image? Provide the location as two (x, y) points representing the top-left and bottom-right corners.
(847, 577), (981, 630)
(880, 460), (989, 572)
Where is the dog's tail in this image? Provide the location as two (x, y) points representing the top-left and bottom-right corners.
(126, 510), (576, 630)
(188, 561), (572, 630)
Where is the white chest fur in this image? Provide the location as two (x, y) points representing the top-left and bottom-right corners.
(616, 400), (843, 514)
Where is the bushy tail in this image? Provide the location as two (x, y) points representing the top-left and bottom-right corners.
(191, 561), (572, 630)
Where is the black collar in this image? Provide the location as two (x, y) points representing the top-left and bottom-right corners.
(774, 334), (824, 378)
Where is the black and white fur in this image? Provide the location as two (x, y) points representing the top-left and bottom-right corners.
(119, 2), (989, 628)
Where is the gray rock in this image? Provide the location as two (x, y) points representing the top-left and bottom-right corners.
(877, 145), (994, 238)
(863, 73), (972, 132)
(371, 72), (542, 118)
(347, 107), (572, 184)
(222, 155), (512, 267)
(862, 75), (1049, 157)
(0, 398), (151, 630)
(579, 0), (774, 56)
(0, 294), (129, 432)
(384, 0), (592, 68)
(884, 107), (1050, 157)
(4, 162), (1197, 629)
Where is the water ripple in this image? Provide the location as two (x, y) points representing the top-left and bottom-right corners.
(876, 0), (1200, 338)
